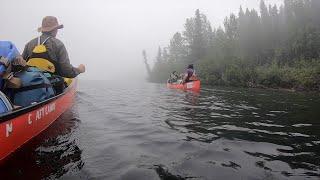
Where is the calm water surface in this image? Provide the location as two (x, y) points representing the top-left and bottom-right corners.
(0, 80), (319, 179)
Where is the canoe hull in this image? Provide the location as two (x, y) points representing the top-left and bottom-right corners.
(167, 80), (201, 91)
(0, 79), (77, 161)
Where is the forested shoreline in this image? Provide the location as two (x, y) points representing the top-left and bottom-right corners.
(144, 0), (320, 91)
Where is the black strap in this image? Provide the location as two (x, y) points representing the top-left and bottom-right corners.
(10, 83), (52, 93)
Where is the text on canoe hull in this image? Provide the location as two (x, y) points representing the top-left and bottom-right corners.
(5, 103), (56, 137)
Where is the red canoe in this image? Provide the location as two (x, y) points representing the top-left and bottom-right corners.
(167, 80), (201, 91)
(0, 78), (77, 161)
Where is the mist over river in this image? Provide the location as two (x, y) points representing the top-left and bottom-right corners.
(0, 80), (319, 179)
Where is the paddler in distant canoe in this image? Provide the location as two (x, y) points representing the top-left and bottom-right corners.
(182, 64), (198, 84)
(168, 71), (180, 83)
(22, 16), (86, 78)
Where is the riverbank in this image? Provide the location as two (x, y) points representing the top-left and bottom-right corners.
(196, 59), (320, 92)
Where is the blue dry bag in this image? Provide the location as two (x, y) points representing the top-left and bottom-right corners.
(12, 67), (55, 107)
(0, 41), (20, 88)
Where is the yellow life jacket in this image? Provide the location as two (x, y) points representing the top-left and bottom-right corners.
(27, 37), (55, 73)
(27, 37), (73, 86)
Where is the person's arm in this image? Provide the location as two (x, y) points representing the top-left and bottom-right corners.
(57, 44), (84, 78)
(22, 43), (30, 61)
(174, 73), (179, 79)
(12, 55), (27, 67)
(181, 73), (186, 84)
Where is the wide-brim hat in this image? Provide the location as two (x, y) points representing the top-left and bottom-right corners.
(38, 16), (64, 32)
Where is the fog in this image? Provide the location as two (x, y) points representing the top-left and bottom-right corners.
(1, 0), (282, 81)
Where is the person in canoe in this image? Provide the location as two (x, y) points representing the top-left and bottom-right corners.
(182, 64), (198, 83)
(1, 16), (86, 108)
(22, 16), (86, 78)
(168, 71), (180, 83)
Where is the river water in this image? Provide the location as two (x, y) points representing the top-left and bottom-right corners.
(0, 80), (319, 179)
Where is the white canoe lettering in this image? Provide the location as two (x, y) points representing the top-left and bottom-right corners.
(6, 122), (13, 137)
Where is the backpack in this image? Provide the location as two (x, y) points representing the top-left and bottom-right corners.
(8, 67), (55, 107)
(27, 36), (56, 73)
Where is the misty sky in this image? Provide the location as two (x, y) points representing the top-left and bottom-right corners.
(1, 0), (282, 80)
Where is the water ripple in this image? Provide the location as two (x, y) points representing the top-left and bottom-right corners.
(0, 81), (319, 179)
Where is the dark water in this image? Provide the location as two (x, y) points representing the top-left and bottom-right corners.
(0, 80), (319, 180)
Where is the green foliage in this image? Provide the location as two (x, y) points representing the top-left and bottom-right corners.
(145, 0), (320, 91)
(196, 57), (225, 85)
(255, 60), (320, 90)
(169, 32), (187, 62)
(183, 9), (213, 62)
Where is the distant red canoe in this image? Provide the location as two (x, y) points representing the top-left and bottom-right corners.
(0, 78), (77, 162)
(167, 80), (201, 91)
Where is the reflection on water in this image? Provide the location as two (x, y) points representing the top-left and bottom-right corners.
(0, 105), (83, 179)
(0, 81), (319, 179)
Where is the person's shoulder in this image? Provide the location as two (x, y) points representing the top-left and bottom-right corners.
(26, 37), (38, 46)
(49, 37), (65, 47)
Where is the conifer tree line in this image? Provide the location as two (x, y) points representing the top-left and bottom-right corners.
(144, 0), (320, 90)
